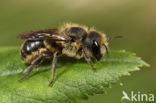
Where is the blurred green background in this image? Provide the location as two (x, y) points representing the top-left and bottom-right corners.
(0, 0), (155, 103)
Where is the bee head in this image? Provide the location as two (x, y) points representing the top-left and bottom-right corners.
(84, 31), (108, 61)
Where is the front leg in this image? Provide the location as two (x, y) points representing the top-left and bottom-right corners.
(83, 49), (96, 72)
(49, 52), (60, 86)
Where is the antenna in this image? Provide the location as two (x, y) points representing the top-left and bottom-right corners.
(107, 35), (123, 41)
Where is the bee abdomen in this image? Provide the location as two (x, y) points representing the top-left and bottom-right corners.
(21, 40), (47, 64)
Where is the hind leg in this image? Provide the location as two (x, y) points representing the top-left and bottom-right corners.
(18, 53), (52, 82)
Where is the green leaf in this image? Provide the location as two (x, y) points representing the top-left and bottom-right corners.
(0, 47), (149, 103)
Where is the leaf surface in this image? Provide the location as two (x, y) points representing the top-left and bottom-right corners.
(0, 47), (149, 103)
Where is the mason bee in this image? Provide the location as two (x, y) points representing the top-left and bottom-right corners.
(17, 23), (121, 86)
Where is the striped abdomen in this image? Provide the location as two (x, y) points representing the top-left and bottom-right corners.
(21, 40), (47, 64)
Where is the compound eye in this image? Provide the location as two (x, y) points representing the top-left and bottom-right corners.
(93, 40), (99, 47)
(92, 40), (102, 60)
(92, 40), (100, 53)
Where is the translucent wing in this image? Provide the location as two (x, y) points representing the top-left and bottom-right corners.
(17, 29), (69, 41)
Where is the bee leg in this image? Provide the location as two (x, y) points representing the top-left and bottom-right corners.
(18, 53), (51, 82)
(83, 50), (97, 72)
(49, 52), (60, 86)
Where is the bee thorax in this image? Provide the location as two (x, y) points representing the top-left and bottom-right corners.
(62, 46), (77, 57)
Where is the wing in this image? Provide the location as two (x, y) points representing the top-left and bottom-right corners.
(17, 29), (69, 41)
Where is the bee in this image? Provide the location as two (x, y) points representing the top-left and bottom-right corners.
(17, 23), (121, 86)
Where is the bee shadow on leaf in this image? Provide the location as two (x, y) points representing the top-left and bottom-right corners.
(28, 55), (90, 81)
